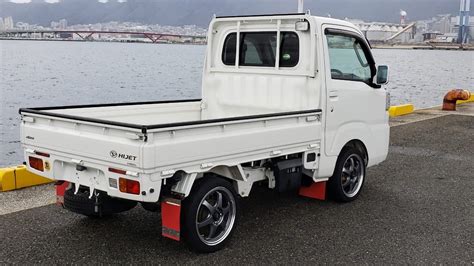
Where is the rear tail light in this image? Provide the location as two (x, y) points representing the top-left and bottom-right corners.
(109, 167), (139, 177)
(29, 156), (44, 172)
(35, 151), (50, 158)
(109, 167), (127, 175)
(119, 178), (140, 195)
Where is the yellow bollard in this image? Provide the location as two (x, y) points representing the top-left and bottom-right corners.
(0, 165), (53, 192)
(457, 93), (474, 104)
(0, 167), (17, 191)
(388, 104), (414, 117)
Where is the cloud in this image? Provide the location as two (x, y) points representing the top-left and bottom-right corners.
(97, 0), (127, 3)
(9, 0), (61, 3)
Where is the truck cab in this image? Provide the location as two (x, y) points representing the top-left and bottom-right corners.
(203, 14), (389, 179)
(20, 13), (389, 253)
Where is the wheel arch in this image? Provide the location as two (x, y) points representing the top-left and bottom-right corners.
(207, 165), (246, 182)
(342, 139), (369, 166)
(171, 165), (245, 198)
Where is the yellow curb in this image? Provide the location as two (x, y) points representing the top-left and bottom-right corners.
(0, 165), (53, 192)
(389, 104), (414, 117)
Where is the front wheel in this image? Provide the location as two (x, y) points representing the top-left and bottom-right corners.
(327, 147), (366, 202)
(182, 176), (239, 253)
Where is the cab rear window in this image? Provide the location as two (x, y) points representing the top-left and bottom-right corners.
(222, 32), (299, 67)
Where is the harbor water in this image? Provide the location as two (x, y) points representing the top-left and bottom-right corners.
(1, 40), (473, 166)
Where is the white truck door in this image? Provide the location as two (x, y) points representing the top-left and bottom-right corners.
(322, 26), (387, 157)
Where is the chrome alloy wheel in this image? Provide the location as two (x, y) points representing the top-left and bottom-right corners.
(195, 186), (236, 246)
(340, 154), (365, 198)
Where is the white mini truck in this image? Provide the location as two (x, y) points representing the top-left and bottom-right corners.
(20, 13), (390, 252)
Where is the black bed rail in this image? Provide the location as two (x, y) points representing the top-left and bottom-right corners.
(20, 100), (321, 135)
(216, 13), (306, 19)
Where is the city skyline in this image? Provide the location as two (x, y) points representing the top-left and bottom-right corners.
(1, 11), (472, 45)
(1, 0), (464, 27)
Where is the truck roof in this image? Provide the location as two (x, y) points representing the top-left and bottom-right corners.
(212, 12), (361, 35)
(214, 13), (357, 27)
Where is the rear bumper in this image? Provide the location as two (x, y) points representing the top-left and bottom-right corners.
(23, 148), (162, 203)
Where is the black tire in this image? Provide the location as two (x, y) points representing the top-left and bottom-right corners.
(327, 147), (366, 202)
(182, 176), (239, 253)
(64, 185), (137, 217)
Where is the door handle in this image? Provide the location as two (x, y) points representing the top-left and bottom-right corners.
(329, 91), (338, 98)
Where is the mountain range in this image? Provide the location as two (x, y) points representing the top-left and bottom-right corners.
(0, 0), (465, 27)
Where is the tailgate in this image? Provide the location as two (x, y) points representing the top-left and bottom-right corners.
(19, 111), (164, 202)
(20, 111), (145, 168)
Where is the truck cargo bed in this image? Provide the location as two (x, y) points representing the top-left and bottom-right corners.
(20, 99), (320, 133)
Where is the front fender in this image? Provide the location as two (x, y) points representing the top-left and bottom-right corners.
(327, 121), (389, 168)
(327, 122), (372, 157)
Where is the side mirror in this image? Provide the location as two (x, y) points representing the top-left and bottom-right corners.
(376, 65), (389, 85)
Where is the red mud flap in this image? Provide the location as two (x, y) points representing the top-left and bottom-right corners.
(161, 198), (181, 241)
(299, 181), (326, 200)
(55, 181), (69, 205)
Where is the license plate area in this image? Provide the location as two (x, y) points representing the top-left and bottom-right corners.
(53, 161), (106, 192)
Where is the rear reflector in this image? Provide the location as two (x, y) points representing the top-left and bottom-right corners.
(109, 167), (127, 175)
(29, 156), (44, 172)
(35, 151), (50, 158)
(109, 168), (139, 177)
(119, 178), (140, 195)
(55, 181), (69, 205)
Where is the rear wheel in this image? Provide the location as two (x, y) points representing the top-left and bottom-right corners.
(182, 177), (239, 253)
(327, 147), (366, 202)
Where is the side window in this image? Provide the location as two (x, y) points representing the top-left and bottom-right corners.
(280, 32), (299, 67)
(326, 34), (372, 82)
(240, 32), (276, 67)
(222, 33), (237, 65)
(222, 32), (299, 67)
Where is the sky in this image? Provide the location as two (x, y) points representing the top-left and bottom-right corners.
(2, 0), (461, 27)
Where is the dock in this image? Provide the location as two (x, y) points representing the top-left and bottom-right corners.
(0, 103), (472, 263)
(372, 44), (474, 51)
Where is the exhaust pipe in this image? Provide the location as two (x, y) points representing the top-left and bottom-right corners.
(442, 89), (471, 111)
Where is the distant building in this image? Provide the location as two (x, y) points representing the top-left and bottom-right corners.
(430, 14), (452, 34)
(348, 20), (414, 43)
(422, 14), (473, 42)
(451, 15), (474, 41)
(422, 32), (443, 41)
(0, 17), (4, 31)
(15, 22), (30, 30)
(59, 19), (68, 29)
(51, 19), (68, 29)
(4, 16), (14, 30)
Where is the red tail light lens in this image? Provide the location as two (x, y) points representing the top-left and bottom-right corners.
(29, 156), (44, 172)
(119, 178), (140, 195)
(35, 151), (50, 158)
(109, 167), (127, 175)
